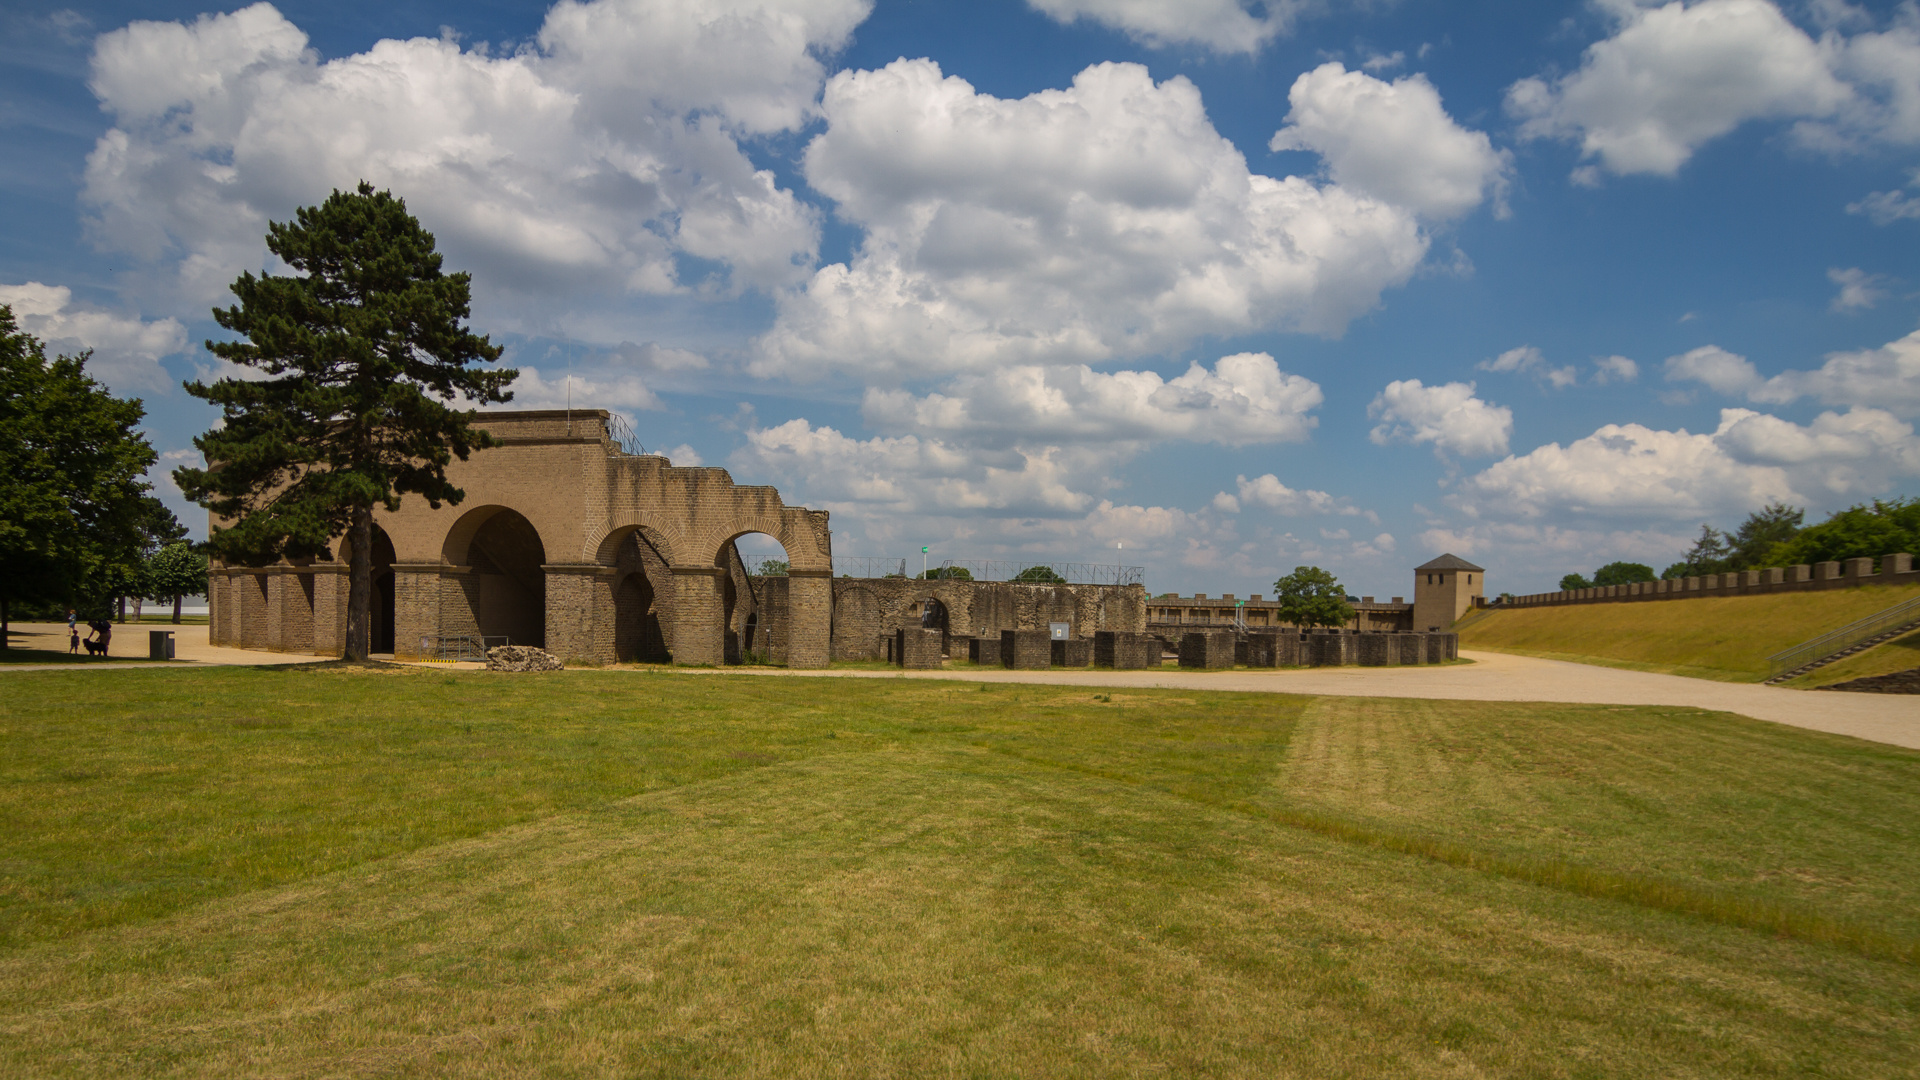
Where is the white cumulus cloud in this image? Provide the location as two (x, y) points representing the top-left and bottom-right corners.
(1664, 329), (1920, 416)
(0, 281), (188, 393)
(1270, 62), (1510, 220)
(861, 352), (1322, 448)
(1368, 379), (1513, 457)
(81, 0), (868, 328)
(1025, 0), (1301, 54)
(1452, 407), (1920, 523)
(754, 58), (1435, 381)
(1229, 473), (1377, 520)
(1506, 0), (1853, 180)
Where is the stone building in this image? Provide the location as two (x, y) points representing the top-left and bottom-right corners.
(208, 410), (833, 666)
(1412, 553), (1484, 632)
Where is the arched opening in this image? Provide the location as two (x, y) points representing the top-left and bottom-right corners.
(611, 529), (672, 663)
(449, 508), (547, 648)
(371, 524), (396, 655)
(921, 596), (951, 657)
(726, 531), (792, 665)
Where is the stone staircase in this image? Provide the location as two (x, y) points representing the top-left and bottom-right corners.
(1766, 594), (1920, 684)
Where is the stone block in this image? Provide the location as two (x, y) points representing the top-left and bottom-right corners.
(1179, 630), (1235, 669)
(1002, 629), (1051, 670)
(1425, 633), (1451, 664)
(1306, 632), (1356, 667)
(1397, 633), (1427, 665)
(895, 627), (944, 669)
(1356, 634), (1399, 667)
(1817, 561), (1842, 580)
(1051, 638), (1092, 667)
(1094, 630), (1159, 669)
(969, 635), (1002, 666)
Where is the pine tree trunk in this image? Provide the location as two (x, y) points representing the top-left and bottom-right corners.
(346, 506), (372, 661)
(172, 596), (182, 624)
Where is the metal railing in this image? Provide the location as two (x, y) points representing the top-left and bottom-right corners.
(1766, 594), (1920, 680)
(833, 556), (909, 579)
(426, 634), (512, 662)
(933, 560), (1145, 586)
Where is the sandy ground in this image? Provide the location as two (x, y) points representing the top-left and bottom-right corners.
(6, 622), (1914, 750)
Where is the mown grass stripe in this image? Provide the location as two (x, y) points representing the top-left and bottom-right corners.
(982, 743), (1920, 967)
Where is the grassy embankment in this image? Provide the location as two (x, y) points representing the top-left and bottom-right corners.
(1458, 582), (1920, 682)
(2, 666), (1918, 1076)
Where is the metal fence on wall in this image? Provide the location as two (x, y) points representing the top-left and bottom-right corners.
(934, 560), (1145, 586)
(832, 556), (909, 578)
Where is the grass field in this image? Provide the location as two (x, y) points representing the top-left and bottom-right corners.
(1459, 583), (1920, 681)
(2, 667), (1918, 1077)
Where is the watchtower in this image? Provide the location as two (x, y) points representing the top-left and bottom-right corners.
(1413, 553), (1484, 632)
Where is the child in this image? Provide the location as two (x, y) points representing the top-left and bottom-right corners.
(69, 628), (81, 654)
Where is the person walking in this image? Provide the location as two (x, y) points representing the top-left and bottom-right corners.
(69, 627), (81, 654)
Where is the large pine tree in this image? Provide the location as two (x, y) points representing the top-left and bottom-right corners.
(174, 183), (517, 660)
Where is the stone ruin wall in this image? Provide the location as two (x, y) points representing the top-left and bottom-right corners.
(822, 577), (1148, 662)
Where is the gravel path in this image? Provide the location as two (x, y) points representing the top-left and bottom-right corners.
(8, 623), (1913, 750)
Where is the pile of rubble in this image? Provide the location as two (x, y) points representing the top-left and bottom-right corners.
(485, 646), (564, 672)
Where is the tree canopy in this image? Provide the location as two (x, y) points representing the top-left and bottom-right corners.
(0, 306), (174, 642)
(1592, 561), (1655, 587)
(145, 540), (208, 623)
(173, 183), (516, 659)
(1764, 498), (1919, 567)
(1272, 565), (1354, 630)
(1012, 565), (1066, 584)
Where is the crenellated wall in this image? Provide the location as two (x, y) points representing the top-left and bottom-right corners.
(1502, 554), (1915, 609)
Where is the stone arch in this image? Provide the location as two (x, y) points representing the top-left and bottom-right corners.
(714, 527), (795, 665)
(443, 505), (548, 647)
(590, 516), (688, 569)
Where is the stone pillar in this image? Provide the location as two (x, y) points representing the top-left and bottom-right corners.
(311, 567), (347, 657)
(544, 564), (616, 666)
(670, 566), (725, 666)
(239, 574), (269, 650)
(283, 572), (316, 653)
(1816, 561), (1842, 582)
(267, 572), (289, 652)
(392, 564), (444, 661)
(1885, 553), (1913, 576)
(209, 572), (233, 646)
(1843, 557), (1876, 583)
(785, 570), (832, 669)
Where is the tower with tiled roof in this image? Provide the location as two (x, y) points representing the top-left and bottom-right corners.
(1413, 553), (1485, 632)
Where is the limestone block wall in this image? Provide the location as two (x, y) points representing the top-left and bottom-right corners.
(1504, 553), (1915, 609)
(830, 579), (1146, 661)
(1001, 629), (1051, 669)
(1179, 631), (1235, 669)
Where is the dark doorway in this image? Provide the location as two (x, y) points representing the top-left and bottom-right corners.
(462, 510), (547, 647)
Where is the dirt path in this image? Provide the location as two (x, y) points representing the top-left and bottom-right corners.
(676, 651), (1920, 750)
(7, 623), (1913, 750)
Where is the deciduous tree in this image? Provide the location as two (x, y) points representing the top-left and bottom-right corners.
(174, 183), (516, 660)
(145, 540), (208, 624)
(1272, 565), (1354, 630)
(0, 308), (168, 647)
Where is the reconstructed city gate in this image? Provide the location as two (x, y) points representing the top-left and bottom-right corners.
(207, 410), (833, 667)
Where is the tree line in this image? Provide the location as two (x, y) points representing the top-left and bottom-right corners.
(1557, 499), (1920, 592)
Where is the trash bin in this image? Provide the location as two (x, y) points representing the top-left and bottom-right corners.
(149, 630), (175, 661)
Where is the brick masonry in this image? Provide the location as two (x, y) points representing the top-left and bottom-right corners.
(1093, 630), (1160, 669)
(208, 409), (834, 667)
(1179, 631), (1235, 669)
(1050, 638), (1093, 668)
(968, 635), (1003, 666)
(896, 627), (944, 669)
(830, 578), (1146, 662)
(1002, 629), (1052, 670)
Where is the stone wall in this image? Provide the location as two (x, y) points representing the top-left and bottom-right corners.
(830, 578), (1147, 662)
(1503, 553), (1915, 609)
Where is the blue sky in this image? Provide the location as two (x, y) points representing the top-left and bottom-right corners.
(3, 0), (1917, 598)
